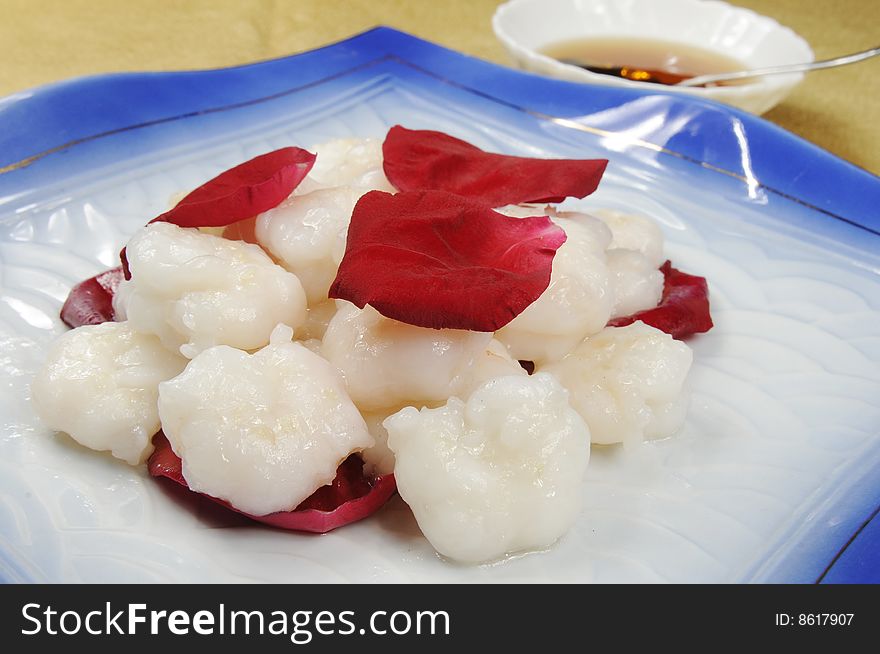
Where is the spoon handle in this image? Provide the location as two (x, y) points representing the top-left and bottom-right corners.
(677, 45), (880, 87)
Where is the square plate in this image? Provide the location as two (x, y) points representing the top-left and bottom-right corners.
(1, 28), (878, 583)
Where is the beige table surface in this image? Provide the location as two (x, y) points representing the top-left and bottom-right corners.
(1, 0), (878, 176)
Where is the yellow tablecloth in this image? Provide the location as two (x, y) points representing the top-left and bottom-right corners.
(1, 0), (878, 176)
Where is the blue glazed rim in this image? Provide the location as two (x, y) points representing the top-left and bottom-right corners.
(0, 27), (877, 583)
(2, 27), (878, 231)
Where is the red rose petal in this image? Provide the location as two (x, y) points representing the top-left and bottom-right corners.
(608, 261), (713, 338)
(329, 190), (566, 331)
(60, 266), (124, 328)
(383, 125), (608, 206)
(118, 147), (314, 280)
(148, 433), (397, 534)
(152, 147), (315, 228)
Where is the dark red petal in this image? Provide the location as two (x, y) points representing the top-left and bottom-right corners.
(383, 125), (608, 206)
(152, 147), (315, 228)
(120, 247), (131, 281)
(60, 266), (124, 328)
(608, 261), (713, 338)
(118, 148), (312, 281)
(329, 190), (566, 331)
(148, 433), (397, 534)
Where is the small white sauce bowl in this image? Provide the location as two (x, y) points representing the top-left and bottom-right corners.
(492, 0), (814, 114)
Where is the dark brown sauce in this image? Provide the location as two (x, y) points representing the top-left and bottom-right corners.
(541, 37), (747, 86)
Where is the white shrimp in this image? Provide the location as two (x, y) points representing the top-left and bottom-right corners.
(606, 248), (663, 318)
(157, 324), (373, 516)
(495, 211), (614, 364)
(255, 186), (360, 305)
(541, 321), (692, 445)
(296, 138), (395, 194)
(114, 222), (307, 358)
(358, 338), (526, 476)
(321, 303), (524, 412)
(31, 321), (187, 465)
(591, 208), (666, 268)
(386, 373), (590, 563)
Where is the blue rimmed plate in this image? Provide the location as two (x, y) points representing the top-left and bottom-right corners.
(0, 28), (878, 583)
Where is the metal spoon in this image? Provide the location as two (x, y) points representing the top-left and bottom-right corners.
(677, 45), (880, 87)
